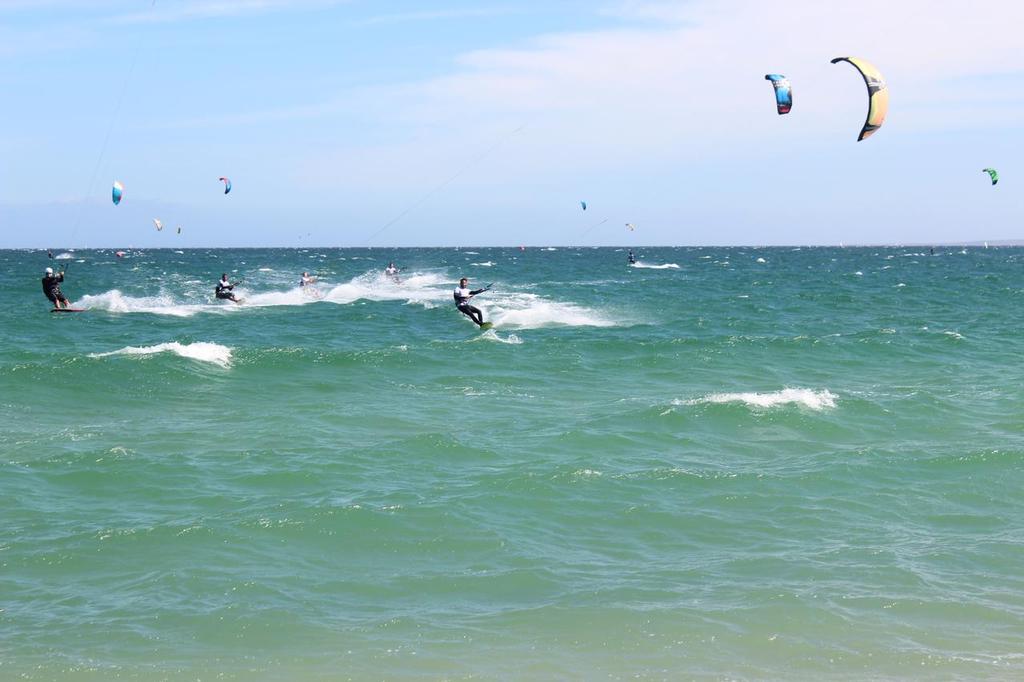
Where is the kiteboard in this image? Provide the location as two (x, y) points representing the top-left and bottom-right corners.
(51, 308), (86, 313)
(479, 322), (494, 330)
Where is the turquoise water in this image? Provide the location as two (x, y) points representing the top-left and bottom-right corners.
(2, 246), (1023, 680)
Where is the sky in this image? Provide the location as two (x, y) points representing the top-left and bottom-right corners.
(2, 0), (1023, 247)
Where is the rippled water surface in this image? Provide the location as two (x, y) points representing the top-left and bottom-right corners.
(2, 246), (1023, 680)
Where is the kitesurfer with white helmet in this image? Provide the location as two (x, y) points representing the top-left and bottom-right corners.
(42, 266), (71, 309)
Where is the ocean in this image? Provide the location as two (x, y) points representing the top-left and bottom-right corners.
(2, 246), (1023, 680)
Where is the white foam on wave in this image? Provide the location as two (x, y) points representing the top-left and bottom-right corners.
(77, 270), (451, 316)
(77, 290), (214, 317)
(472, 261), (495, 267)
(677, 388), (837, 411)
(74, 270), (618, 330)
(475, 329), (523, 344)
(243, 286), (323, 307)
(631, 261), (680, 270)
(89, 341), (232, 367)
(485, 292), (615, 330)
(321, 271), (449, 307)
(54, 252), (74, 260)
(235, 270), (451, 309)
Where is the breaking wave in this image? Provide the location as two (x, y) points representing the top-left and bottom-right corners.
(89, 342), (232, 367)
(676, 388), (837, 411)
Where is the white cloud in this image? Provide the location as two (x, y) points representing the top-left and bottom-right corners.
(373, 0), (1024, 152)
(598, 0), (695, 23)
(257, 0), (1023, 245)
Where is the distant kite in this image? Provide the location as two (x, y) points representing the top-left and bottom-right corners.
(153, 218), (164, 231)
(580, 201), (587, 211)
(831, 57), (888, 141)
(176, 226), (182, 234)
(982, 168), (999, 186)
(219, 177), (232, 194)
(112, 180), (124, 205)
(625, 223), (636, 231)
(764, 74), (792, 115)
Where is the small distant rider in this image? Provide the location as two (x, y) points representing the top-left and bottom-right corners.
(453, 277), (489, 327)
(215, 273), (240, 303)
(300, 271), (321, 298)
(42, 266), (71, 309)
(384, 262), (400, 282)
(628, 250), (636, 265)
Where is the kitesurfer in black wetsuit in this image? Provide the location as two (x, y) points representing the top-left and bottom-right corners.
(453, 277), (489, 327)
(628, 250), (636, 264)
(215, 273), (240, 303)
(42, 266), (71, 309)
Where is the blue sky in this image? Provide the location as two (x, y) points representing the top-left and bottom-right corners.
(2, 0), (1022, 247)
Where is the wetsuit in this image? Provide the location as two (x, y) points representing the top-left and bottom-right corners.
(215, 279), (237, 302)
(628, 251), (636, 264)
(453, 285), (487, 326)
(42, 272), (69, 307)
(385, 266), (399, 281)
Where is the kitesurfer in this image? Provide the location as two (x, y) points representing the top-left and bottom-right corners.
(453, 277), (489, 327)
(384, 262), (400, 282)
(628, 250), (636, 265)
(299, 271), (321, 298)
(42, 266), (71, 309)
(215, 273), (240, 303)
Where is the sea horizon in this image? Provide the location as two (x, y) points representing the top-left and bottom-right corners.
(8, 241), (1024, 251)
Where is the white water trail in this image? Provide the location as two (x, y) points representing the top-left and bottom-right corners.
(630, 261), (679, 270)
(474, 329), (524, 344)
(77, 290), (215, 318)
(75, 269), (620, 330)
(483, 292), (615, 330)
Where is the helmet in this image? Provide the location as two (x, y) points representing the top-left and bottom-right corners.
(45, 267), (53, 275)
